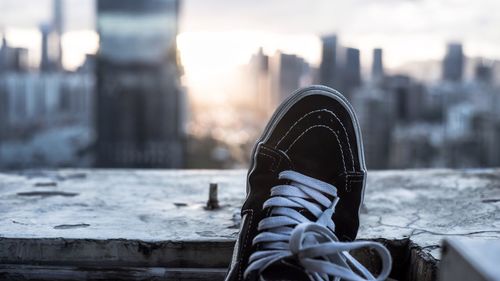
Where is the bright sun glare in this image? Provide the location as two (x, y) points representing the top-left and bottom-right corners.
(176, 31), (321, 102)
(4, 28), (321, 104)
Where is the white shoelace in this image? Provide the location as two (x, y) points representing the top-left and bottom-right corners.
(244, 170), (392, 281)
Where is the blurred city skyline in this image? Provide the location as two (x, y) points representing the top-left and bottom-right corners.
(1, 0), (500, 78)
(1, 0), (500, 170)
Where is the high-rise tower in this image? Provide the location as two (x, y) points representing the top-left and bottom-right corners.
(372, 48), (384, 81)
(343, 47), (361, 100)
(95, 0), (185, 168)
(40, 24), (51, 71)
(442, 43), (464, 82)
(53, 0), (63, 69)
(319, 35), (338, 88)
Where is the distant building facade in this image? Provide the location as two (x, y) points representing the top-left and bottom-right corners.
(319, 35), (338, 89)
(38, 0), (64, 72)
(318, 36), (364, 100)
(248, 47), (272, 116)
(269, 51), (309, 107)
(372, 48), (384, 81)
(40, 24), (52, 71)
(95, 0), (185, 168)
(53, 0), (64, 70)
(385, 75), (425, 123)
(342, 47), (361, 100)
(442, 43), (464, 82)
(0, 34), (29, 73)
(475, 60), (493, 84)
(0, 3), (95, 169)
(0, 72), (94, 140)
(353, 86), (394, 169)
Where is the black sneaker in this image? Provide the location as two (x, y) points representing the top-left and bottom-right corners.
(225, 85), (391, 281)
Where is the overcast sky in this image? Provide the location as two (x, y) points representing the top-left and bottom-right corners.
(180, 0), (500, 63)
(1, 0), (499, 69)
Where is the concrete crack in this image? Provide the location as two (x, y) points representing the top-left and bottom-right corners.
(379, 218), (500, 237)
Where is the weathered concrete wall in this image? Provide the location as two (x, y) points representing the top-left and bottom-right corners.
(0, 169), (499, 280)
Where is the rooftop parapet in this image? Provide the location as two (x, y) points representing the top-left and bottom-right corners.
(0, 169), (499, 280)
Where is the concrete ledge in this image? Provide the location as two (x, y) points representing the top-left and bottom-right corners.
(439, 238), (500, 281)
(1, 169), (499, 280)
(0, 264), (227, 281)
(0, 238), (234, 268)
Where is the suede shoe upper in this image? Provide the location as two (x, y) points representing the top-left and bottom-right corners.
(225, 86), (368, 281)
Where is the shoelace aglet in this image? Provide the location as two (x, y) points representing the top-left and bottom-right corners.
(330, 197), (340, 211)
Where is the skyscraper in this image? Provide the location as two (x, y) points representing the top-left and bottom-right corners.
(38, 0), (64, 72)
(352, 86), (394, 169)
(386, 75), (424, 123)
(53, 0), (63, 70)
(343, 47), (361, 100)
(442, 43), (464, 82)
(319, 35), (337, 88)
(372, 48), (384, 81)
(248, 47), (271, 116)
(95, 0), (185, 168)
(40, 24), (51, 71)
(269, 51), (308, 107)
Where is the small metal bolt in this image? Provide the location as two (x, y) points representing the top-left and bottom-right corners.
(206, 183), (220, 210)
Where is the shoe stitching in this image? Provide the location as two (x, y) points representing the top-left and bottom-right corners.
(239, 209), (254, 281)
(275, 153), (283, 171)
(284, 124), (346, 172)
(275, 109), (355, 171)
(260, 146), (283, 171)
(275, 109), (321, 147)
(260, 145), (278, 156)
(260, 145), (273, 152)
(347, 178), (364, 192)
(284, 124), (347, 191)
(259, 152), (277, 171)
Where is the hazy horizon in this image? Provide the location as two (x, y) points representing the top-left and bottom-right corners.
(1, 0), (499, 96)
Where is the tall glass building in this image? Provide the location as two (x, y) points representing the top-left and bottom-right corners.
(96, 0), (185, 168)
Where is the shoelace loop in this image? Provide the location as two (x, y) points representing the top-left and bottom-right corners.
(244, 170), (392, 281)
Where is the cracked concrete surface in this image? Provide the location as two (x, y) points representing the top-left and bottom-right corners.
(1, 169), (499, 280)
(360, 169), (500, 259)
